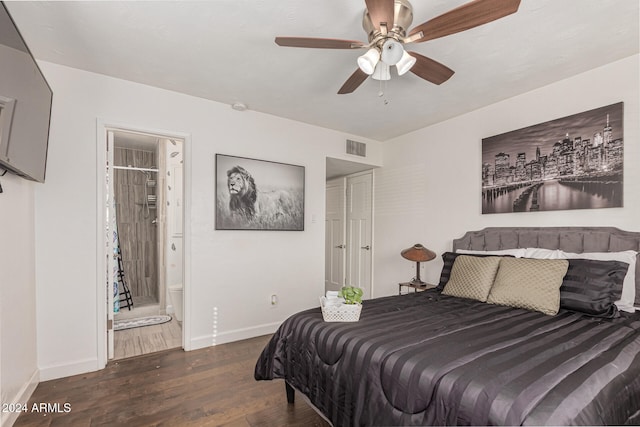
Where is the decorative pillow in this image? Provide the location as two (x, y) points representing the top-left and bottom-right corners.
(457, 248), (527, 257)
(442, 255), (501, 302)
(487, 258), (569, 315)
(560, 258), (628, 318)
(560, 250), (638, 313)
(438, 252), (514, 291)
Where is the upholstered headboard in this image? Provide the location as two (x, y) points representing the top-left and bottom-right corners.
(453, 227), (640, 305)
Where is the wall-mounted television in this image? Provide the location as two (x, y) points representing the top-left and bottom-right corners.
(0, 1), (52, 183)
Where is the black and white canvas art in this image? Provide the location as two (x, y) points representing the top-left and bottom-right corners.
(215, 154), (305, 230)
(482, 102), (624, 214)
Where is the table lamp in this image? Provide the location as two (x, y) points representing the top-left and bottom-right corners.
(401, 244), (436, 286)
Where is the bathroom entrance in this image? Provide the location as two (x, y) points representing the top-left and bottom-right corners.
(105, 128), (185, 360)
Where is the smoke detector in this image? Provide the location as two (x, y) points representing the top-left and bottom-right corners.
(231, 102), (247, 112)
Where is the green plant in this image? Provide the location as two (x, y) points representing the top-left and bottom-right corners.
(338, 286), (363, 305)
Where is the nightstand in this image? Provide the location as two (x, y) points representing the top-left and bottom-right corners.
(398, 282), (436, 295)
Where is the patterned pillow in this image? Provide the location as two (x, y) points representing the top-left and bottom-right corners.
(437, 252), (514, 291)
(561, 258), (628, 318)
(487, 258), (569, 315)
(442, 255), (501, 302)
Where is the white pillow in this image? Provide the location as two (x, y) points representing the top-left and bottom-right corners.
(523, 248), (564, 259)
(456, 248), (526, 258)
(559, 250), (638, 313)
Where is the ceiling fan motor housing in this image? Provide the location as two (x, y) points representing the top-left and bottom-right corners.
(363, 0), (414, 42)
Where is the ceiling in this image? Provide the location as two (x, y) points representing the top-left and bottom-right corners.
(5, 1), (639, 142)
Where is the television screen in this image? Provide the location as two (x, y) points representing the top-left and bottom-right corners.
(0, 2), (52, 183)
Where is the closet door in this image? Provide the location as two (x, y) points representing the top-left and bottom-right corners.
(346, 172), (373, 299)
(325, 178), (346, 292)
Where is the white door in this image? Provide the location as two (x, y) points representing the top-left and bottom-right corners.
(346, 172), (373, 299)
(325, 178), (346, 292)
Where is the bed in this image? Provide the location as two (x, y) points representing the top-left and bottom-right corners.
(254, 227), (640, 425)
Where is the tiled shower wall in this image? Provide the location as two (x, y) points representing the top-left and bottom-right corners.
(114, 147), (158, 302)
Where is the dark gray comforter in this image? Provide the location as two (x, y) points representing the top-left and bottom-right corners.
(254, 290), (640, 426)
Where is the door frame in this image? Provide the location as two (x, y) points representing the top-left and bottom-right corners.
(95, 119), (192, 368)
(324, 170), (375, 298)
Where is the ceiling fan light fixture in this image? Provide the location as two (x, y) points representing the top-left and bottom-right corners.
(275, 0), (522, 94)
(380, 39), (403, 66)
(371, 62), (391, 81)
(357, 47), (380, 75)
(396, 51), (417, 76)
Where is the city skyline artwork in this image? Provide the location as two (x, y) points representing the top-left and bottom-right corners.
(481, 102), (623, 214)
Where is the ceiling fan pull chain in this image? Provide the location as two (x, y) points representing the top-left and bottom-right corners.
(378, 79), (389, 105)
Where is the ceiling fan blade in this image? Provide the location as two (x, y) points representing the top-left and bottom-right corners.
(275, 37), (365, 49)
(408, 52), (454, 85)
(365, 0), (395, 31)
(338, 69), (369, 94)
(408, 0), (521, 43)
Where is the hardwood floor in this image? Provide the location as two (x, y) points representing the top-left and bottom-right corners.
(113, 317), (182, 360)
(114, 301), (182, 360)
(15, 335), (330, 427)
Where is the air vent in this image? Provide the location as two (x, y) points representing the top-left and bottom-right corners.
(346, 139), (366, 157)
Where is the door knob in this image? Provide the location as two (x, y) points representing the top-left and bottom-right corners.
(335, 244), (345, 249)
(361, 245), (370, 250)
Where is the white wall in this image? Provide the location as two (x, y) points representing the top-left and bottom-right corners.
(34, 62), (382, 380)
(0, 174), (39, 427)
(373, 55), (640, 297)
(21, 53), (639, 385)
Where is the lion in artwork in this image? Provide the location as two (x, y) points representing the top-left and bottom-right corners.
(227, 166), (258, 218)
(226, 166), (298, 223)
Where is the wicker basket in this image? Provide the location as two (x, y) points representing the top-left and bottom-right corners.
(320, 297), (362, 322)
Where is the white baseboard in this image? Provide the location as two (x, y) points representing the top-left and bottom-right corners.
(1, 369), (39, 427)
(38, 357), (99, 382)
(189, 321), (281, 350)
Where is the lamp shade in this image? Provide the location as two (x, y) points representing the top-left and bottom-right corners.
(401, 244), (436, 262)
(396, 50), (416, 76)
(357, 48), (380, 75)
(380, 39), (403, 66)
(371, 62), (391, 81)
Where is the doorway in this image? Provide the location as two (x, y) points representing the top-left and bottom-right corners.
(325, 164), (374, 299)
(104, 128), (185, 360)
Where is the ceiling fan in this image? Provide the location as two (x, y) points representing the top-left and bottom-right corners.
(275, 0), (521, 94)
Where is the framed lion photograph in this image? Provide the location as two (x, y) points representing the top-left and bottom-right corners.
(215, 154), (305, 231)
